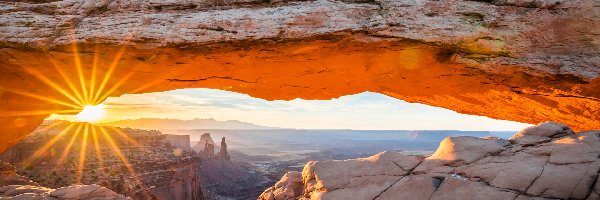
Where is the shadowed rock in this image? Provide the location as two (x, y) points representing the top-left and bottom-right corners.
(218, 137), (230, 161)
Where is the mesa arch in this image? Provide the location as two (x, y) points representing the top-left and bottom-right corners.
(1, 0), (599, 153)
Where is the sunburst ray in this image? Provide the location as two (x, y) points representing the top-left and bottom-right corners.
(91, 126), (107, 176)
(98, 127), (145, 186)
(21, 123), (75, 169)
(0, 87), (82, 110)
(22, 66), (84, 108)
(88, 45), (100, 105)
(55, 123), (83, 169)
(93, 47), (127, 104)
(93, 63), (142, 105)
(107, 126), (140, 146)
(76, 123), (90, 183)
(71, 42), (89, 104)
(0, 109), (80, 116)
(47, 55), (86, 105)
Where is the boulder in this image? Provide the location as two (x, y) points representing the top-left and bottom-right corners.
(0, 185), (53, 196)
(259, 171), (303, 200)
(50, 185), (130, 200)
(510, 121), (574, 146)
(302, 151), (421, 199)
(0, 163), (39, 187)
(427, 136), (509, 164)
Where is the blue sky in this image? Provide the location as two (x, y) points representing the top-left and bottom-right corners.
(51, 88), (531, 131)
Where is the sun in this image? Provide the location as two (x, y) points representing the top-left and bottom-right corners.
(74, 104), (106, 122)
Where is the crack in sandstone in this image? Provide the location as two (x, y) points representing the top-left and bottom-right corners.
(372, 176), (404, 200)
(524, 154), (551, 195)
(166, 76), (257, 83)
(585, 173), (600, 200)
(371, 160), (424, 199)
(82, 186), (101, 200)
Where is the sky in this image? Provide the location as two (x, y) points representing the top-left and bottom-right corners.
(49, 88), (531, 131)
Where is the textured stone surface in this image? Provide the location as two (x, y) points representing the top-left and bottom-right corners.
(1, 0), (600, 153)
(0, 184), (130, 200)
(1, 162), (131, 199)
(262, 122), (600, 200)
(510, 121), (574, 145)
(427, 136), (509, 164)
(259, 171), (303, 200)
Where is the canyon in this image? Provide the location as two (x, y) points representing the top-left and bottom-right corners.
(0, 121), (203, 200)
(1, 0), (600, 199)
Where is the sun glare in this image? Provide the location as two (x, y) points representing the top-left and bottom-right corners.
(75, 104), (105, 122)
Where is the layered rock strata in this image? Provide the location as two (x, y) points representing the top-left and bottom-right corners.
(0, 122), (203, 200)
(260, 122), (600, 200)
(1, 0), (600, 153)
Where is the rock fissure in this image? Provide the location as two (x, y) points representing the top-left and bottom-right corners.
(372, 177), (404, 200)
(166, 76), (258, 83)
(585, 175), (600, 200)
(81, 186), (102, 200)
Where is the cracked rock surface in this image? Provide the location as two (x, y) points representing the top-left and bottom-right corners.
(260, 122), (600, 200)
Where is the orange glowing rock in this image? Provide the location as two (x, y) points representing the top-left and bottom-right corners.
(1, 0), (600, 153)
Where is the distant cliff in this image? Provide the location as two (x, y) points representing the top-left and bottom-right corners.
(0, 123), (203, 200)
(164, 134), (193, 151)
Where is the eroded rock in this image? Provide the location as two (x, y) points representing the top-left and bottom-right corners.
(301, 151), (421, 199)
(427, 136), (509, 164)
(510, 121), (574, 146)
(1, 0), (600, 154)
(263, 122), (600, 200)
(259, 171), (303, 200)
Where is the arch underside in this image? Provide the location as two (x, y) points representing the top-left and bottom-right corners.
(1, 0), (600, 153)
(1, 36), (599, 153)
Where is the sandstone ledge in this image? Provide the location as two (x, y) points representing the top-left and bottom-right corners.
(260, 122), (600, 200)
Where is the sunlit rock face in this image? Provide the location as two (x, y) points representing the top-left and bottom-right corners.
(1, 0), (600, 152)
(260, 122), (600, 200)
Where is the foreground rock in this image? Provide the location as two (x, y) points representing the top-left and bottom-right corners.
(1, 163), (130, 200)
(0, 184), (131, 200)
(260, 122), (600, 200)
(1, 0), (600, 153)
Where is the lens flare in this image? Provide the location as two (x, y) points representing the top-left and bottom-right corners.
(75, 105), (106, 122)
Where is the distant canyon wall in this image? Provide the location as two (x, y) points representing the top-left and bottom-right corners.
(134, 158), (203, 200)
(1, 0), (600, 152)
(164, 134), (193, 151)
(0, 124), (203, 200)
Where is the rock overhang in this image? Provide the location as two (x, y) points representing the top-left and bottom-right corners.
(1, 0), (600, 153)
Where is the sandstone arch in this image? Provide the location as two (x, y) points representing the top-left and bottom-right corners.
(1, 0), (599, 153)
